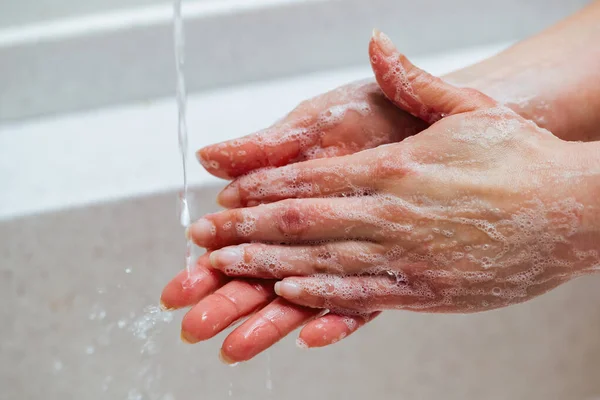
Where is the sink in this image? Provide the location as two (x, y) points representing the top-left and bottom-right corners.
(2, 0), (599, 399)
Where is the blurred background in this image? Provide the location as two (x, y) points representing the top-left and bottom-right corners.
(1, 1), (599, 399)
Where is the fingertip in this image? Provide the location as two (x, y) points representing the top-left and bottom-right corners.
(159, 298), (176, 312)
(274, 280), (302, 299)
(181, 307), (216, 343)
(196, 148), (233, 180)
(195, 147), (209, 165)
(209, 247), (243, 270)
(217, 184), (241, 208)
(160, 261), (228, 310)
(219, 349), (239, 365)
(181, 330), (198, 344)
(160, 273), (187, 310)
(275, 279), (325, 309)
(370, 29), (395, 57)
(298, 318), (342, 348)
(208, 251), (218, 268)
(189, 218), (216, 247)
(220, 332), (257, 364)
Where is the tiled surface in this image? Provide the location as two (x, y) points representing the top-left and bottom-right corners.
(2, 185), (600, 400)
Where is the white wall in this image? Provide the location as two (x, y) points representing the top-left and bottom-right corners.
(0, 0), (591, 123)
(0, 0), (165, 27)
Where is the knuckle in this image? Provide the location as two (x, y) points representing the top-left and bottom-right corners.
(372, 147), (409, 179)
(312, 244), (340, 273)
(236, 170), (265, 201)
(274, 200), (311, 239)
(232, 209), (257, 238)
(288, 167), (316, 197)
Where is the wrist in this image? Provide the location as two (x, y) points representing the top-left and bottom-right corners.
(563, 141), (600, 273)
(443, 0), (600, 143)
(444, 63), (600, 143)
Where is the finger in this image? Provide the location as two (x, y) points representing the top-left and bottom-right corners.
(189, 196), (389, 249)
(196, 123), (311, 180)
(216, 150), (381, 208)
(197, 80), (425, 180)
(180, 279), (276, 343)
(298, 311), (381, 348)
(209, 241), (389, 278)
(274, 274), (434, 312)
(160, 254), (229, 310)
(369, 30), (496, 123)
(219, 298), (320, 363)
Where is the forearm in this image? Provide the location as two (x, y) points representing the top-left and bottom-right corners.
(445, 0), (600, 142)
(565, 140), (600, 273)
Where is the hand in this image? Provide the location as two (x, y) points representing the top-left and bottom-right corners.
(161, 254), (379, 363)
(190, 31), (600, 314)
(162, 40), (436, 363)
(197, 79), (427, 182)
(163, 65), (425, 363)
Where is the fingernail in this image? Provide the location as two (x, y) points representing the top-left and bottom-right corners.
(209, 247), (243, 269)
(159, 299), (175, 311)
(181, 330), (198, 344)
(219, 349), (239, 366)
(218, 185), (240, 208)
(274, 281), (302, 298)
(374, 30), (395, 56)
(189, 218), (215, 246)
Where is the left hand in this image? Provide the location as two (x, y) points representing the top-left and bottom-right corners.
(189, 31), (600, 314)
(161, 254), (379, 363)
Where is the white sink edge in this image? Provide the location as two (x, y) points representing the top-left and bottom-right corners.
(1, 0), (589, 123)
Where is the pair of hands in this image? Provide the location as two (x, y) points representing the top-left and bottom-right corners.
(160, 31), (599, 363)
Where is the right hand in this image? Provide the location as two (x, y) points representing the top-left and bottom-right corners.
(162, 80), (431, 363)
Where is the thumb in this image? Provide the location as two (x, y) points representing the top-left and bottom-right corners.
(369, 30), (496, 124)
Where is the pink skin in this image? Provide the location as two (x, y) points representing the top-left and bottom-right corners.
(163, 42), (427, 364)
(189, 33), (600, 314)
(196, 80), (426, 181)
(164, 1), (600, 362)
(160, 254), (374, 362)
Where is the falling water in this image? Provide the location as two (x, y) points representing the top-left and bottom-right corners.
(266, 351), (273, 391)
(173, 0), (193, 277)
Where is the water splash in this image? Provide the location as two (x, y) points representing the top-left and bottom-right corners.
(129, 305), (174, 355)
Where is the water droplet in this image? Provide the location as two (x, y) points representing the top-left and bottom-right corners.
(266, 351), (273, 391)
(127, 389), (143, 400)
(53, 359), (63, 372)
